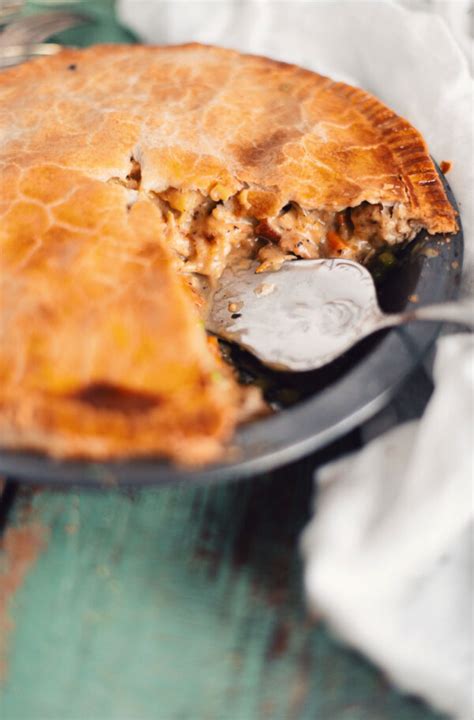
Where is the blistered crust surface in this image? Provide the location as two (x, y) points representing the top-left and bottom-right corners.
(0, 43), (456, 228)
(0, 168), (240, 462)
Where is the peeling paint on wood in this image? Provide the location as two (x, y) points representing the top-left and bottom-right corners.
(267, 620), (290, 662)
(0, 472), (447, 720)
(0, 521), (47, 679)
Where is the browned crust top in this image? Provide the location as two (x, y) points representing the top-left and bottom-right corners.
(0, 42), (457, 231)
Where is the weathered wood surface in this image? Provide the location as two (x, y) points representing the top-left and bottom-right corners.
(0, 459), (444, 720)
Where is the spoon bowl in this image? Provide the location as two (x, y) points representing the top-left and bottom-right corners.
(207, 258), (472, 372)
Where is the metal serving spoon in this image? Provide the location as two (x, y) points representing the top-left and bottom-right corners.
(207, 258), (473, 372)
(0, 10), (90, 67)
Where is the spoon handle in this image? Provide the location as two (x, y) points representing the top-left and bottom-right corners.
(381, 299), (474, 330)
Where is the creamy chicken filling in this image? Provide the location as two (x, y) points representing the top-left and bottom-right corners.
(150, 189), (256, 278)
(150, 188), (420, 280)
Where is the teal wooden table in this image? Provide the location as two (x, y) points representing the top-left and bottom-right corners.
(0, 457), (446, 720)
(0, 4), (447, 718)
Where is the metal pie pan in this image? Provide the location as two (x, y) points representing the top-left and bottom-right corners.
(0, 170), (463, 486)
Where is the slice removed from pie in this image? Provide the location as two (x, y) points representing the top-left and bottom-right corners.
(0, 44), (457, 462)
(0, 169), (258, 462)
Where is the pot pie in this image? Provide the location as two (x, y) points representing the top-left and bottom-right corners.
(0, 44), (457, 463)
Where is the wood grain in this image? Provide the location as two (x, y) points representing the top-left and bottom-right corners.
(0, 463), (446, 720)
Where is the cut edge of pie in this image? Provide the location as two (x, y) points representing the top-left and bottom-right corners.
(138, 54), (457, 279)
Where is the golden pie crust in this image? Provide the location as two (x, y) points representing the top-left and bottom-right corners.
(0, 44), (457, 463)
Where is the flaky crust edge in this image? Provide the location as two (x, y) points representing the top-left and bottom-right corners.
(328, 81), (457, 233)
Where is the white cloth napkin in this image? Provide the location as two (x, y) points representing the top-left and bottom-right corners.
(117, 2), (474, 717)
(301, 331), (474, 719)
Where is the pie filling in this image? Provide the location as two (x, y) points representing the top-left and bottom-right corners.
(148, 187), (421, 281)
